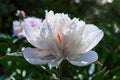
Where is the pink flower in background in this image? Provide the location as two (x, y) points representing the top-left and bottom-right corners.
(24, 17), (42, 28)
(13, 20), (24, 37)
(13, 17), (42, 37)
(23, 10), (104, 67)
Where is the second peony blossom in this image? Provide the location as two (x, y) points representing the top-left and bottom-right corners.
(13, 17), (42, 37)
(23, 10), (104, 67)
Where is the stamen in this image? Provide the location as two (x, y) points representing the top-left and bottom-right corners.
(30, 21), (37, 27)
(57, 33), (62, 44)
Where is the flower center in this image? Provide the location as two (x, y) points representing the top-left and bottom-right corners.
(30, 21), (38, 27)
(56, 33), (69, 53)
(56, 33), (62, 44)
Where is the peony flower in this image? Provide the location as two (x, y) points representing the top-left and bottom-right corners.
(13, 17), (42, 37)
(23, 10), (104, 67)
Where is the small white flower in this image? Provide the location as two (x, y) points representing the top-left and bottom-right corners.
(97, 0), (113, 5)
(16, 10), (25, 18)
(13, 20), (24, 37)
(23, 10), (104, 67)
(13, 17), (42, 37)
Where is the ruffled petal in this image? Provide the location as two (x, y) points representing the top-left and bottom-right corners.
(68, 51), (98, 66)
(23, 47), (54, 65)
(65, 20), (85, 51)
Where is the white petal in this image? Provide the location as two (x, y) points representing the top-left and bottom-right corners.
(80, 24), (104, 52)
(23, 47), (54, 65)
(23, 25), (40, 48)
(18, 31), (25, 37)
(68, 51), (98, 66)
(63, 20), (85, 52)
(84, 30), (104, 52)
(83, 24), (99, 35)
(48, 57), (63, 68)
(25, 58), (51, 65)
(23, 18), (52, 49)
(23, 17), (43, 48)
(13, 20), (23, 29)
(13, 20), (24, 37)
(45, 10), (54, 25)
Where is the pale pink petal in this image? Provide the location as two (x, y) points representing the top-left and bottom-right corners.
(68, 51), (98, 66)
(68, 24), (103, 54)
(48, 57), (63, 67)
(84, 30), (104, 52)
(23, 47), (54, 65)
(23, 24), (40, 48)
(82, 24), (104, 52)
(25, 58), (51, 65)
(83, 24), (99, 35)
(13, 20), (24, 37)
(63, 20), (85, 54)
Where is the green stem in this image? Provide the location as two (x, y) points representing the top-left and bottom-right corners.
(58, 61), (64, 80)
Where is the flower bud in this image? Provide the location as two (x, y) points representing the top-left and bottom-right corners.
(16, 10), (25, 18)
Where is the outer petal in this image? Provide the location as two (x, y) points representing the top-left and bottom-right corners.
(70, 24), (104, 53)
(84, 30), (103, 52)
(83, 24), (99, 35)
(23, 19), (41, 48)
(48, 57), (63, 68)
(13, 20), (22, 30)
(23, 47), (54, 65)
(82, 24), (104, 52)
(68, 51), (98, 66)
(13, 20), (24, 37)
(23, 18), (53, 49)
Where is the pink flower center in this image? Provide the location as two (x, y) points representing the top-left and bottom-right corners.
(30, 21), (38, 27)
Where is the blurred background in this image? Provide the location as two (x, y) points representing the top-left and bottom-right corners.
(0, 0), (120, 80)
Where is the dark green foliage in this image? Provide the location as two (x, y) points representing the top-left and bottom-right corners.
(0, 0), (120, 80)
